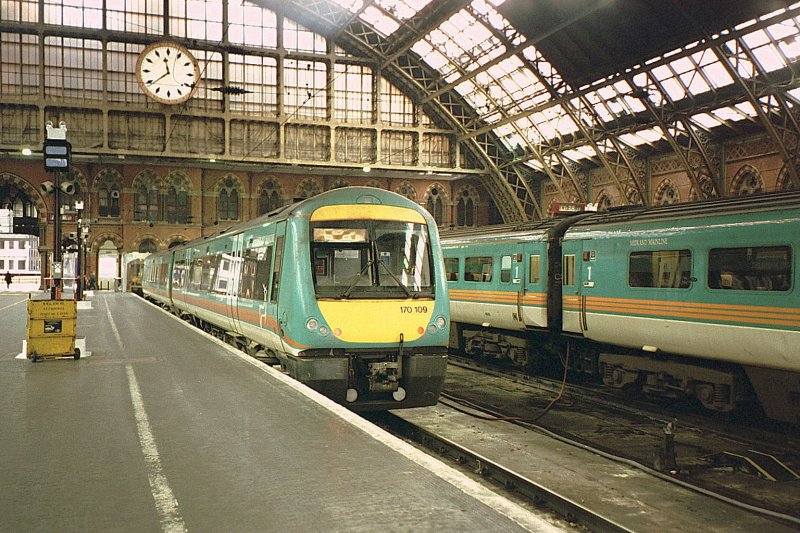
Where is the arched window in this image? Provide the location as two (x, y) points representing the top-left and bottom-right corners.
(595, 191), (613, 212)
(0, 176), (38, 219)
(731, 166), (764, 196)
(133, 171), (160, 222)
(777, 165), (797, 191)
(655, 179), (680, 205)
(218, 177), (240, 221)
(456, 189), (476, 227)
(97, 170), (121, 218)
(135, 183), (159, 221)
(295, 178), (322, 199)
(164, 173), (191, 223)
(426, 187), (444, 225)
(328, 178), (350, 190)
(625, 185), (642, 206)
(395, 181), (417, 202)
(138, 239), (158, 253)
(258, 180), (283, 215)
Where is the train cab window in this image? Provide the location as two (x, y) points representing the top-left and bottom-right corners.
(310, 220), (433, 298)
(500, 255), (512, 283)
(465, 256), (493, 282)
(629, 250), (692, 288)
(444, 257), (459, 281)
(563, 255), (576, 287)
(529, 255), (541, 284)
(708, 246), (792, 291)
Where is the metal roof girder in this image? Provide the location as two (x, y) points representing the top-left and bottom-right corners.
(379, 0), (472, 70)
(629, 75), (718, 199)
(714, 38), (800, 189)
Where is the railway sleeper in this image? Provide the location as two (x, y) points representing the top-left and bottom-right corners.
(599, 352), (744, 412)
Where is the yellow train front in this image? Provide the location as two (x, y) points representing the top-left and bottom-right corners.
(143, 187), (449, 410)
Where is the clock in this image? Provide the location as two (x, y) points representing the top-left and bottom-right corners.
(136, 41), (200, 104)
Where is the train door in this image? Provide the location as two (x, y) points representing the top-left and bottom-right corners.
(561, 239), (586, 334)
(268, 222), (286, 352)
(519, 243), (548, 329)
(226, 233), (244, 335)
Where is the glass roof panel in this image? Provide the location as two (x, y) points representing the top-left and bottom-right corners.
(734, 101), (757, 116)
(710, 105), (747, 122)
(375, 0), (433, 21)
(698, 59), (733, 88)
(659, 77), (687, 101)
(637, 128), (666, 143)
(691, 113), (722, 129)
(752, 43), (787, 71)
(680, 70), (711, 94)
(328, 0), (364, 12)
(360, 6), (399, 36)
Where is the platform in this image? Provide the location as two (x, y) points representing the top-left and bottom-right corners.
(0, 292), (560, 532)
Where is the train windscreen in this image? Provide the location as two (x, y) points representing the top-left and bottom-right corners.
(310, 220), (433, 299)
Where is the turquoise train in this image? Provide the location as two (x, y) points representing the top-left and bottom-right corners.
(142, 187), (449, 410)
(442, 191), (800, 424)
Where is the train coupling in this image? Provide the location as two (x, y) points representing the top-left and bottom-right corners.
(366, 361), (400, 393)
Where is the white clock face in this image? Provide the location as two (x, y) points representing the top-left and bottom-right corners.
(136, 42), (200, 104)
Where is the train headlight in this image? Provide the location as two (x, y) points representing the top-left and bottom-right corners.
(427, 324), (437, 335)
(435, 316), (446, 330)
(307, 318), (330, 336)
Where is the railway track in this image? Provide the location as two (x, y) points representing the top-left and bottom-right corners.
(438, 356), (800, 523)
(367, 410), (628, 533)
(366, 357), (800, 531)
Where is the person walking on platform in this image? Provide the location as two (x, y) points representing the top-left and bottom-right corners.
(4, 271), (11, 290)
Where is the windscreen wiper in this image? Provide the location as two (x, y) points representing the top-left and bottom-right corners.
(339, 258), (375, 299)
(376, 259), (414, 298)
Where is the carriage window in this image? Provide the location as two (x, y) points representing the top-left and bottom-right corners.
(188, 256), (204, 291)
(500, 255), (512, 283)
(708, 246), (792, 291)
(173, 259), (186, 289)
(563, 255), (576, 287)
(529, 255), (541, 284)
(629, 250), (692, 288)
(158, 262), (169, 286)
(202, 255), (220, 292)
(465, 256), (493, 282)
(239, 246), (272, 300)
(445, 257), (459, 281)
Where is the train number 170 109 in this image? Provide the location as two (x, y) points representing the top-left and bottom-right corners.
(400, 305), (428, 314)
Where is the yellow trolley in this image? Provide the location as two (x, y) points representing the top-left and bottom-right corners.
(27, 298), (80, 362)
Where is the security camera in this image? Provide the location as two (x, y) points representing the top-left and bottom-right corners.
(41, 181), (55, 194)
(60, 182), (76, 195)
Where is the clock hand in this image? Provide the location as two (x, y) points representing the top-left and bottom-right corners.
(147, 71), (169, 86)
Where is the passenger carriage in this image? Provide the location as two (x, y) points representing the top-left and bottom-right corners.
(442, 191), (800, 423)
